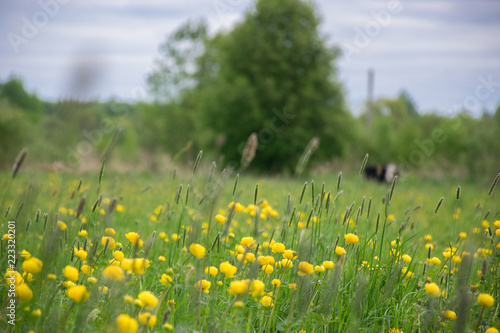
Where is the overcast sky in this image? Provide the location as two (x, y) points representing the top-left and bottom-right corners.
(1, 0), (499, 115)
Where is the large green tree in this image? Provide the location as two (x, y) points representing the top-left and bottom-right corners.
(148, 0), (353, 173)
(195, 0), (352, 172)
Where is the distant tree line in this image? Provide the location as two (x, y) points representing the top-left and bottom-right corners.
(1, 0), (499, 178)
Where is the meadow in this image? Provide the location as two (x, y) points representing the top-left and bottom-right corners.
(1, 157), (499, 333)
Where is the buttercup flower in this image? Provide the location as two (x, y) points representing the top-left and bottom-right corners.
(194, 279), (211, 294)
(138, 291), (159, 309)
(298, 261), (314, 276)
(205, 266), (218, 276)
(220, 261), (237, 278)
(22, 257), (43, 274)
(322, 261), (335, 269)
(260, 295), (274, 307)
(15, 283), (33, 302)
(443, 310), (457, 320)
(116, 314), (138, 333)
(138, 312), (157, 327)
(425, 283), (441, 297)
(101, 236), (116, 250)
(63, 265), (79, 282)
(189, 243), (206, 258)
(102, 265), (124, 281)
(477, 293), (494, 308)
(125, 232), (141, 245)
(228, 280), (249, 295)
(344, 233), (359, 244)
(271, 242), (286, 253)
(113, 250), (124, 262)
(67, 285), (90, 303)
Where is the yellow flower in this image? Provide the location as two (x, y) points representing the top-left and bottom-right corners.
(260, 295), (274, 307)
(101, 236), (116, 250)
(477, 293), (495, 308)
(63, 265), (79, 282)
(116, 204), (124, 213)
(234, 301), (245, 308)
(57, 220), (67, 231)
(47, 273), (57, 280)
(280, 259), (294, 269)
(163, 323), (174, 331)
(428, 257), (441, 265)
(402, 254), (412, 264)
(249, 280), (265, 298)
(22, 257), (43, 274)
(138, 312), (157, 327)
(220, 261), (237, 278)
(482, 220), (489, 228)
(272, 279), (281, 287)
(205, 266), (218, 276)
(424, 234), (432, 241)
(63, 281), (76, 288)
(87, 277), (97, 284)
(459, 232), (467, 239)
(425, 283), (441, 297)
(486, 328), (499, 333)
(74, 247), (87, 260)
(237, 252), (256, 263)
(138, 291), (159, 309)
(121, 258), (150, 275)
(344, 233), (359, 244)
(67, 285), (90, 303)
(189, 243), (206, 258)
(258, 256), (275, 266)
(31, 309), (41, 317)
(15, 283), (33, 302)
(21, 250), (31, 259)
(124, 295), (134, 303)
(113, 251), (125, 262)
(425, 243), (434, 250)
(215, 214), (226, 225)
(194, 279), (211, 294)
(160, 274), (172, 284)
(289, 283), (297, 289)
(102, 265), (124, 281)
(262, 265), (274, 274)
(81, 265), (94, 276)
(228, 280), (249, 295)
(116, 314), (138, 333)
(387, 214), (395, 221)
(125, 232), (141, 245)
(240, 236), (255, 247)
(271, 242), (286, 253)
(322, 261), (335, 269)
(105, 228), (116, 236)
(298, 261), (314, 276)
(78, 230), (88, 237)
(315, 265), (325, 273)
(335, 246), (346, 255)
(283, 250), (298, 260)
(443, 310), (457, 320)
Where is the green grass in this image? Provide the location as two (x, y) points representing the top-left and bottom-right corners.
(0, 165), (499, 333)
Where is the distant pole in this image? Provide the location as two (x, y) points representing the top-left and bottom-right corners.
(366, 68), (374, 131)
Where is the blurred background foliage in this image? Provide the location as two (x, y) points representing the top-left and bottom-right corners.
(1, 0), (499, 178)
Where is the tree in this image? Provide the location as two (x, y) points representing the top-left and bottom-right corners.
(193, 0), (353, 172)
(147, 20), (208, 103)
(0, 77), (43, 121)
(148, 0), (353, 173)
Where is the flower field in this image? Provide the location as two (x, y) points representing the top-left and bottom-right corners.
(1, 160), (499, 332)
